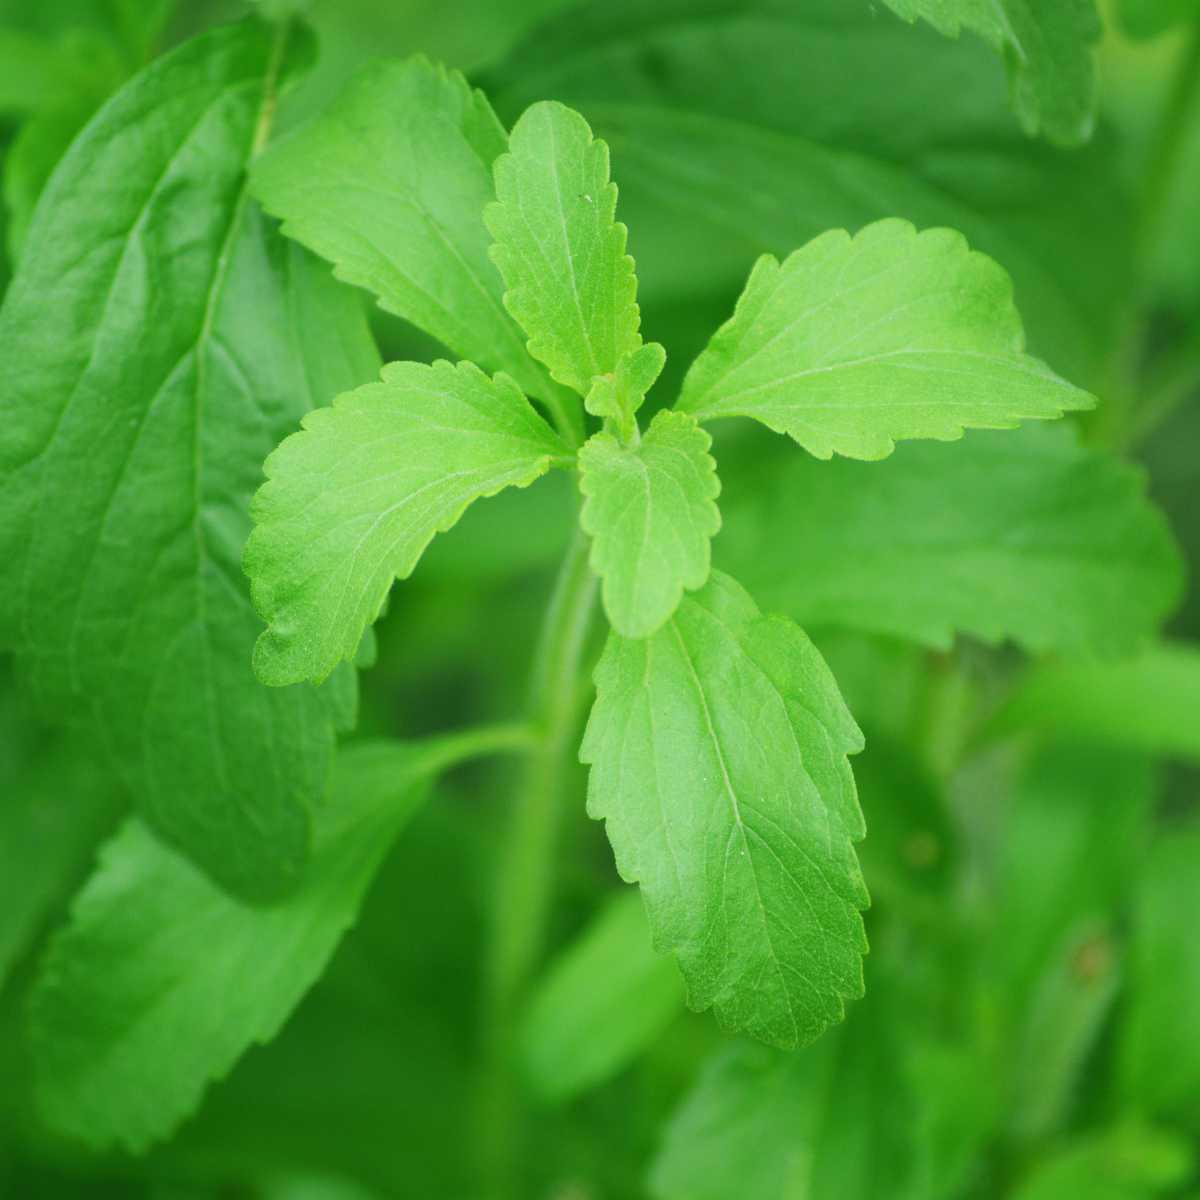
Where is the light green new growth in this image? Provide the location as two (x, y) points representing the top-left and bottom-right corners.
(678, 220), (1094, 461)
(579, 411), (721, 639)
(881, 0), (1101, 144)
(486, 101), (643, 396)
(250, 57), (564, 411)
(585, 341), (666, 439)
(246, 360), (568, 686)
(582, 571), (868, 1049)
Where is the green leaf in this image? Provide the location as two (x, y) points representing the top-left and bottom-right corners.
(28, 739), (446, 1153)
(584, 340), (666, 435)
(678, 220), (1092, 461)
(1121, 831), (1200, 1124)
(0, 704), (121, 992)
(250, 57), (565, 415)
(0, 22), (381, 899)
(483, 0), (1131, 387)
(1117, 0), (1200, 37)
(717, 424), (1183, 656)
(581, 570), (867, 1049)
(985, 746), (1154, 1139)
(485, 100), (642, 396)
(880, 0), (1101, 144)
(578, 410), (721, 639)
(991, 643), (1200, 762)
(650, 984), (925, 1200)
(246, 359), (567, 687)
(1010, 1126), (1194, 1200)
(519, 890), (684, 1103)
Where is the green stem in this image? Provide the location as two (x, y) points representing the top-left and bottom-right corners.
(405, 722), (539, 779)
(1098, 24), (1200, 449)
(478, 522), (599, 1197)
(1138, 22), (1200, 265)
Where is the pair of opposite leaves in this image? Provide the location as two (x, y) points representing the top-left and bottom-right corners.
(246, 74), (1091, 1048)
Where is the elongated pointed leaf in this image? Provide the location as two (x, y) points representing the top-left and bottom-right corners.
(29, 740), (442, 1153)
(246, 360), (567, 686)
(251, 57), (560, 407)
(582, 570), (867, 1049)
(579, 410), (720, 638)
(0, 22), (380, 899)
(718, 425), (1182, 656)
(520, 891), (684, 1102)
(486, 100), (642, 396)
(881, 0), (1101, 144)
(678, 220), (1092, 460)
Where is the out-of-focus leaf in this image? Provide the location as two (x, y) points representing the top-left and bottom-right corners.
(1120, 831), (1200, 1126)
(983, 746), (1155, 1137)
(0, 694), (121, 992)
(991, 644), (1200, 761)
(1118, 0), (1200, 38)
(880, 0), (1101, 144)
(717, 424), (1182, 657)
(29, 740), (453, 1152)
(520, 890), (684, 1103)
(484, 0), (1133, 387)
(1010, 1125), (1193, 1200)
(650, 986), (926, 1200)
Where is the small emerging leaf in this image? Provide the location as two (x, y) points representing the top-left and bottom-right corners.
(486, 100), (642, 396)
(585, 341), (667, 435)
(579, 410), (721, 638)
(582, 570), (868, 1049)
(246, 360), (567, 686)
(678, 219), (1093, 461)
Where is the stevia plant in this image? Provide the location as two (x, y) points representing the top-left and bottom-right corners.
(0, 2), (1197, 1198)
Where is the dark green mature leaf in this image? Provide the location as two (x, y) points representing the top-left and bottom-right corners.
(717, 424), (1182, 656)
(486, 100), (642, 396)
(881, 0), (1101, 144)
(484, 0), (1132, 387)
(0, 696), (121, 992)
(246, 359), (567, 686)
(582, 570), (867, 1049)
(519, 891), (684, 1102)
(578, 410), (721, 638)
(991, 644), (1200, 761)
(29, 740), (445, 1153)
(678, 220), (1092, 460)
(250, 57), (567, 416)
(1121, 831), (1200, 1125)
(0, 22), (381, 898)
(1116, 0), (1198, 37)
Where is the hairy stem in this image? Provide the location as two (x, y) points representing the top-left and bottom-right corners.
(477, 522), (599, 1197)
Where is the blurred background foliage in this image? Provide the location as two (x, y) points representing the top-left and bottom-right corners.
(1, 0), (1199, 1197)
